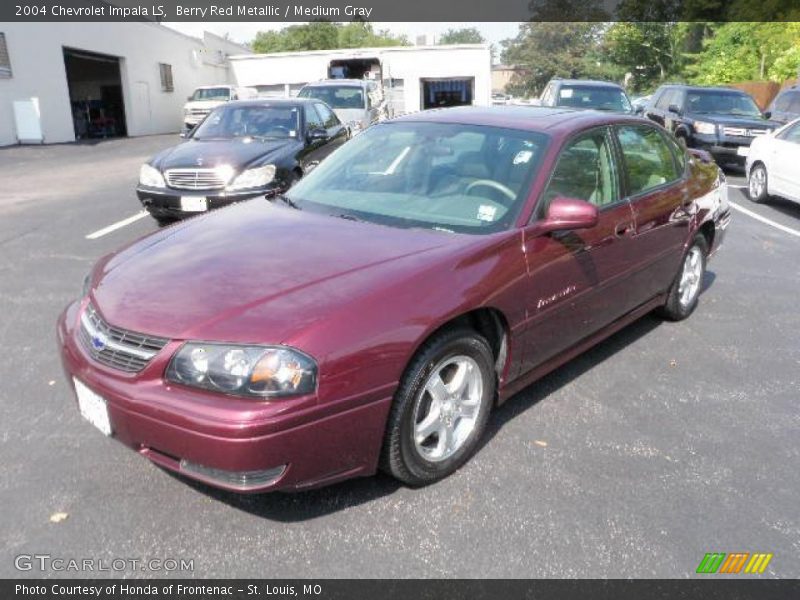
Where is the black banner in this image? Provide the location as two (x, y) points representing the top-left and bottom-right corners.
(4, 580), (800, 600)
(3, 0), (800, 22)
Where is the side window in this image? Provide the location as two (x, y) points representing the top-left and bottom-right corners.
(788, 92), (800, 113)
(772, 93), (791, 112)
(662, 131), (686, 174)
(541, 84), (553, 106)
(655, 89), (674, 110)
(779, 122), (800, 143)
(315, 103), (339, 128)
(541, 128), (620, 211)
(616, 125), (681, 195)
(304, 104), (324, 131)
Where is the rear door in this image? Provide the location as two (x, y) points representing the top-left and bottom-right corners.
(770, 122), (800, 201)
(314, 102), (348, 149)
(519, 126), (637, 372)
(613, 123), (690, 303)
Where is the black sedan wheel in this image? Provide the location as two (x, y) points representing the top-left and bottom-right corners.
(381, 327), (495, 486)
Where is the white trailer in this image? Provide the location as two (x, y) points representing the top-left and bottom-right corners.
(229, 44), (492, 117)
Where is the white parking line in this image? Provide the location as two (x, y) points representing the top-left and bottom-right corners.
(728, 200), (800, 239)
(85, 211), (149, 240)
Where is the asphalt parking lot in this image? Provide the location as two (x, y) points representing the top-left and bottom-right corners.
(0, 134), (798, 579)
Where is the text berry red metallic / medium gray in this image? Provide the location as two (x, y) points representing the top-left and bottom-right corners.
(58, 106), (731, 493)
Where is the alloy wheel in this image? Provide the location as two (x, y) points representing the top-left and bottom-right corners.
(678, 247), (703, 309)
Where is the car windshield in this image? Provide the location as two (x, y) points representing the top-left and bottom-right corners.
(686, 91), (762, 117)
(191, 88), (231, 102)
(557, 86), (632, 112)
(284, 122), (548, 234)
(299, 86), (365, 110)
(192, 105), (299, 140)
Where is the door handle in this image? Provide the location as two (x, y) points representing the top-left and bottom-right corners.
(615, 222), (633, 237)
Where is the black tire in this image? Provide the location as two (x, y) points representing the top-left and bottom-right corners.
(748, 163), (769, 204)
(153, 215), (176, 228)
(657, 234), (708, 321)
(381, 327), (496, 487)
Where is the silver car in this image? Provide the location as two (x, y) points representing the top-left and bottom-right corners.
(298, 79), (385, 136)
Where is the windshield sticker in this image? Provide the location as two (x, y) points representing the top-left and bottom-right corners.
(477, 205), (497, 222)
(513, 150), (533, 165)
(560, 89), (574, 98)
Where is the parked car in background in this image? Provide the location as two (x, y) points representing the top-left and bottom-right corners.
(644, 84), (780, 168)
(492, 93), (512, 105)
(62, 106), (729, 494)
(539, 79), (633, 113)
(764, 86), (800, 125)
(298, 79), (385, 136)
(631, 95), (652, 115)
(182, 85), (258, 132)
(137, 98), (347, 224)
(746, 118), (800, 205)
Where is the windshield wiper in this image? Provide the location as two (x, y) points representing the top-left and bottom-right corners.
(337, 213), (362, 222)
(273, 194), (301, 209)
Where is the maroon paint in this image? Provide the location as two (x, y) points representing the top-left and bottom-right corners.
(58, 108), (726, 492)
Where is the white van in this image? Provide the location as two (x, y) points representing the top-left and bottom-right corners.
(182, 85), (258, 130)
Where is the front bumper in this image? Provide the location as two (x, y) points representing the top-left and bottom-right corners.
(136, 186), (273, 220)
(692, 133), (759, 166)
(57, 300), (393, 493)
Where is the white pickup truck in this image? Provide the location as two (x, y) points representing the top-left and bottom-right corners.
(183, 85), (258, 131)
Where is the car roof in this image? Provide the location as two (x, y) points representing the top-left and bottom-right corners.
(303, 79), (369, 88)
(391, 105), (647, 135)
(225, 98), (317, 108)
(659, 84), (747, 94)
(553, 79), (625, 89)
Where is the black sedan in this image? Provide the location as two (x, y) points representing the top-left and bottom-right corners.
(136, 98), (348, 224)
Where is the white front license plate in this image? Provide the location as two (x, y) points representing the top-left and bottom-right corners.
(180, 196), (207, 212)
(736, 146), (750, 157)
(74, 378), (112, 436)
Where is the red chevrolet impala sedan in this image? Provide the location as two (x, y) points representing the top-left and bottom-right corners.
(58, 107), (730, 493)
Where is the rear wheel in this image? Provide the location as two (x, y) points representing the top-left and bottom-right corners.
(381, 327), (495, 486)
(658, 235), (708, 321)
(748, 163), (769, 203)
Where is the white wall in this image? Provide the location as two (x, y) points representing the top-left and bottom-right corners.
(230, 45), (492, 115)
(0, 23), (245, 146)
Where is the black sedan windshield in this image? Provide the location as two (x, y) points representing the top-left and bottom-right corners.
(557, 86), (632, 112)
(285, 122), (548, 234)
(299, 86), (365, 109)
(686, 91), (762, 117)
(193, 105), (300, 140)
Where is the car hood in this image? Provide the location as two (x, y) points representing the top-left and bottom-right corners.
(184, 100), (227, 111)
(153, 138), (298, 171)
(687, 113), (780, 129)
(333, 108), (369, 126)
(91, 201), (461, 342)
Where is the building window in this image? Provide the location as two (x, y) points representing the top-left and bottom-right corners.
(0, 33), (12, 78)
(159, 63), (173, 92)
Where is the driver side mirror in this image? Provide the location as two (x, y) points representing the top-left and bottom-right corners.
(763, 110), (772, 119)
(537, 196), (599, 234)
(307, 128), (329, 143)
(668, 104), (682, 115)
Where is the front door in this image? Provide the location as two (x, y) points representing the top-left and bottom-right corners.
(770, 122), (800, 202)
(519, 126), (637, 373)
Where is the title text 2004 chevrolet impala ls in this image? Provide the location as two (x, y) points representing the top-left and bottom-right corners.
(58, 107), (730, 493)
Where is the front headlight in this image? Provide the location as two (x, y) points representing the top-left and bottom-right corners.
(227, 165), (276, 191)
(693, 121), (716, 135)
(139, 164), (166, 188)
(166, 343), (317, 399)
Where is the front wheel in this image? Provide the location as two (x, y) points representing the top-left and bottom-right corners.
(381, 327), (496, 486)
(748, 163), (769, 203)
(658, 235), (708, 321)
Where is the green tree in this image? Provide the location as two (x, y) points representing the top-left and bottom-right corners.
(500, 22), (608, 97)
(252, 22), (408, 54)
(604, 22), (683, 92)
(687, 22), (800, 84)
(438, 27), (485, 45)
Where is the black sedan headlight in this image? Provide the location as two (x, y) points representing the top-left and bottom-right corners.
(166, 343), (317, 399)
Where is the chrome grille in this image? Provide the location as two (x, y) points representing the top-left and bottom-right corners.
(78, 304), (169, 373)
(165, 168), (227, 191)
(722, 127), (768, 137)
